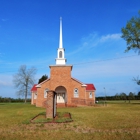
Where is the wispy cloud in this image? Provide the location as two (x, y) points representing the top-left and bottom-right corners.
(1, 18), (8, 22)
(72, 55), (140, 79)
(72, 55), (140, 96)
(67, 32), (122, 56)
(0, 75), (13, 87)
(100, 33), (121, 42)
(0, 52), (5, 58)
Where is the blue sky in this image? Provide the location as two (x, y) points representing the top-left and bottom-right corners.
(0, 0), (140, 98)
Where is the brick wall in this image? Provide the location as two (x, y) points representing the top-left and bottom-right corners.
(36, 79), (50, 107)
(35, 65), (95, 107)
(46, 91), (54, 118)
(86, 91), (95, 104)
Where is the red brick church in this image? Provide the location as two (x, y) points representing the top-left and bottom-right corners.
(31, 18), (96, 107)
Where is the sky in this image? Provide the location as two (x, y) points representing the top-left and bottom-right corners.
(0, 0), (140, 98)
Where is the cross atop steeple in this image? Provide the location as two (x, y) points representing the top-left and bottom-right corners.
(56, 17), (66, 65)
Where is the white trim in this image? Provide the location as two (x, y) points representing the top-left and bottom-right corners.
(34, 93), (37, 99)
(71, 77), (85, 85)
(89, 92), (92, 98)
(82, 84), (87, 87)
(36, 78), (50, 88)
(49, 65), (72, 67)
(44, 88), (49, 98)
(36, 85), (41, 88)
(74, 88), (79, 98)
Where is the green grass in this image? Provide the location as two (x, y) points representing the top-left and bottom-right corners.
(0, 101), (140, 140)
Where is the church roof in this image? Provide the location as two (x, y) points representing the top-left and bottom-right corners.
(71, 77), (85, 85)
(31, 84), (37, 91)
(36, 78), (50, 88)
(31, 82), (96, 91)
(86, 84), (96, 91)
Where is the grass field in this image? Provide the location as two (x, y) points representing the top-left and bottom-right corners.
(0, 101), (140, 140)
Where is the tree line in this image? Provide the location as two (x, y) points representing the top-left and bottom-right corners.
(96, 92), (140, 101)
(0, 96), (31, 103)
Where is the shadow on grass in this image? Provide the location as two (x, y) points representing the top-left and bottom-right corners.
(131, 103), (140, 105)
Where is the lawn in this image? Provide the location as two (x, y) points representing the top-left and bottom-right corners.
(0, 101), (140, 140)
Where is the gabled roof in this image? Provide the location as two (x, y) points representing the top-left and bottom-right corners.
(86, 84), (96, 91)
(36, 78), (50, 88)
(31, 84), (37, 92)
(71, 77), (85, 85)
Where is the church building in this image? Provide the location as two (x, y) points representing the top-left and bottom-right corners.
(31, 18), (96, 107)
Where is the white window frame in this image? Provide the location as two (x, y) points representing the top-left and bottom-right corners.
(44, 88), (49, 98)
(89, 92), (92, 98)
(74, 88), (79, 98)
(34, 93), (37, 99)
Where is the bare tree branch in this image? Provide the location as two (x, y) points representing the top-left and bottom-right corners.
(13, 65), (37, 103)
(132, 76), (140, 85)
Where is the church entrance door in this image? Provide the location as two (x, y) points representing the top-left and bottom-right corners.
(57, 93), (65, 103)
(55, 86), (67, 104)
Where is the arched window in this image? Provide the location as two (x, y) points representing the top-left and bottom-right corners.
(74, 88), (79, 97)
(59, 51), (62, 58)
(89, 92), (92, 98)
(44, 88), (49, 98)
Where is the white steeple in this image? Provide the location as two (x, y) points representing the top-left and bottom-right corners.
(56, 17), (66, 65)
(59, 17), (63, 48)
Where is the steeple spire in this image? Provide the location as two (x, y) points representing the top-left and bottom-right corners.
(55, 17), (66, 65)
(59, 17), (63, 48)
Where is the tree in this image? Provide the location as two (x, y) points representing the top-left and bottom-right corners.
(121, 11), (140, 53)
(128, 92), (135, 103)
(38, 74), (48, 84)
(115, 93), (120, 100)
(133, 76), (140, 85)
(120, 92), (127, 102)
(13, 65), (37, 103)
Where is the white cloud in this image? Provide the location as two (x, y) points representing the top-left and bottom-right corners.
(0, 75), (13, 87)
(0, 80), (11, 86)
(67, 33), (122, 56)
(0, 52), (5, 58)
(71, 55), (140, 96)
(100, 33), (121, 42)
(73, 55), (140, 78)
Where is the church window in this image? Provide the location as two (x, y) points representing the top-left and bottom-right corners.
(89, 92), (92, 98)
(74, 88), (79, 97)
(59, 51), (62, 58)
(44, 88), (49, 98)
(34, 93), (37, 99)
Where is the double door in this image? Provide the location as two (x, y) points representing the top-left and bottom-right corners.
(57, 93), (65, 103)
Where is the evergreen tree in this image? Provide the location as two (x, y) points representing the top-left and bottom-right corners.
(38, 75), (48, 84)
